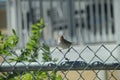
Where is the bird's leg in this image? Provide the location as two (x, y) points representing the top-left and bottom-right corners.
(58, 48), (69, 61)
(64, 52), (70, 61)
(67, 47), (71, 52)
(64, 48), (71, 61)
(65, 57), (70, 62)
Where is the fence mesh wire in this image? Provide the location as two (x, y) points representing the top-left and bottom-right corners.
(0, 44), (120, 80)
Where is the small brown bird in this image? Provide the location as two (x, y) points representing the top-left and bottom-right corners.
(58, 35), (72, 49)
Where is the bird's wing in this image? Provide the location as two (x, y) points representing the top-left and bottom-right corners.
(63, 39), (72, 45)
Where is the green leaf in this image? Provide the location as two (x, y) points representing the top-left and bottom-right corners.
(32, 30), (39, 34)
(22, 73), (33, 80)
(40, 18), (44, 25)
(0, 31), (3, 37)
(30, 40), (36, 45)
(36, 23), (41, 27)
(42, 44), (52, 62)
(0, 44), (4, 49)
(42, 44), (50, 52)
(0, 31), (3, 40)
(12, 29), (17, 35)
(35, 71), (47, 80)
(56, 75), (62, 80)
(8, 57), (18, 62)
(42, 53), (52, 62)
(40, 72), (47, 78)
(1, 50), (12, 55)
(0, 36), (4, 40)
(26, 44), (34, 50)
(13, 75), (21, 80)
(0, 31), (1, 35)
(32, 24), (39, 30)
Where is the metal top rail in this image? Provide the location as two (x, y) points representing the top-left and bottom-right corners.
(0, 61), (120, 72)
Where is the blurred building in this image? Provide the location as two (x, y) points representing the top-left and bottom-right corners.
(5, 0), (120, 48)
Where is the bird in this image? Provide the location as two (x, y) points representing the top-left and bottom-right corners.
(58, 35), (72, 49)
(58, 35), (72, 61)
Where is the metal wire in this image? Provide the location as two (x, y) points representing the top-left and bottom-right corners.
(0, 45), (120, 80)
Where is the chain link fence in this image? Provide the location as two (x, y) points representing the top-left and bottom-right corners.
(0, 44), (120, 80)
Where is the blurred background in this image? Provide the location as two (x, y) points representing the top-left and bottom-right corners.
(1, 0), (120, 80)
(1, 0), (120, 48)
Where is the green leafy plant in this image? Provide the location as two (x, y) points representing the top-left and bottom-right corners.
(0, 29), (18, 55)
(42, 43), (52, 62)
(0, 19), (62, 80)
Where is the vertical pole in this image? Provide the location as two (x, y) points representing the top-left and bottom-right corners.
(28, 0), (33, 23)
(17, 0), (23, 48)
(28, 0), (33, 35)
(39, 0), (44, 39)
(66, 0), (75, 40)
(39, 0), (43, 19)
(22, 1), (29, 46)
(6, 0), (11, 33)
